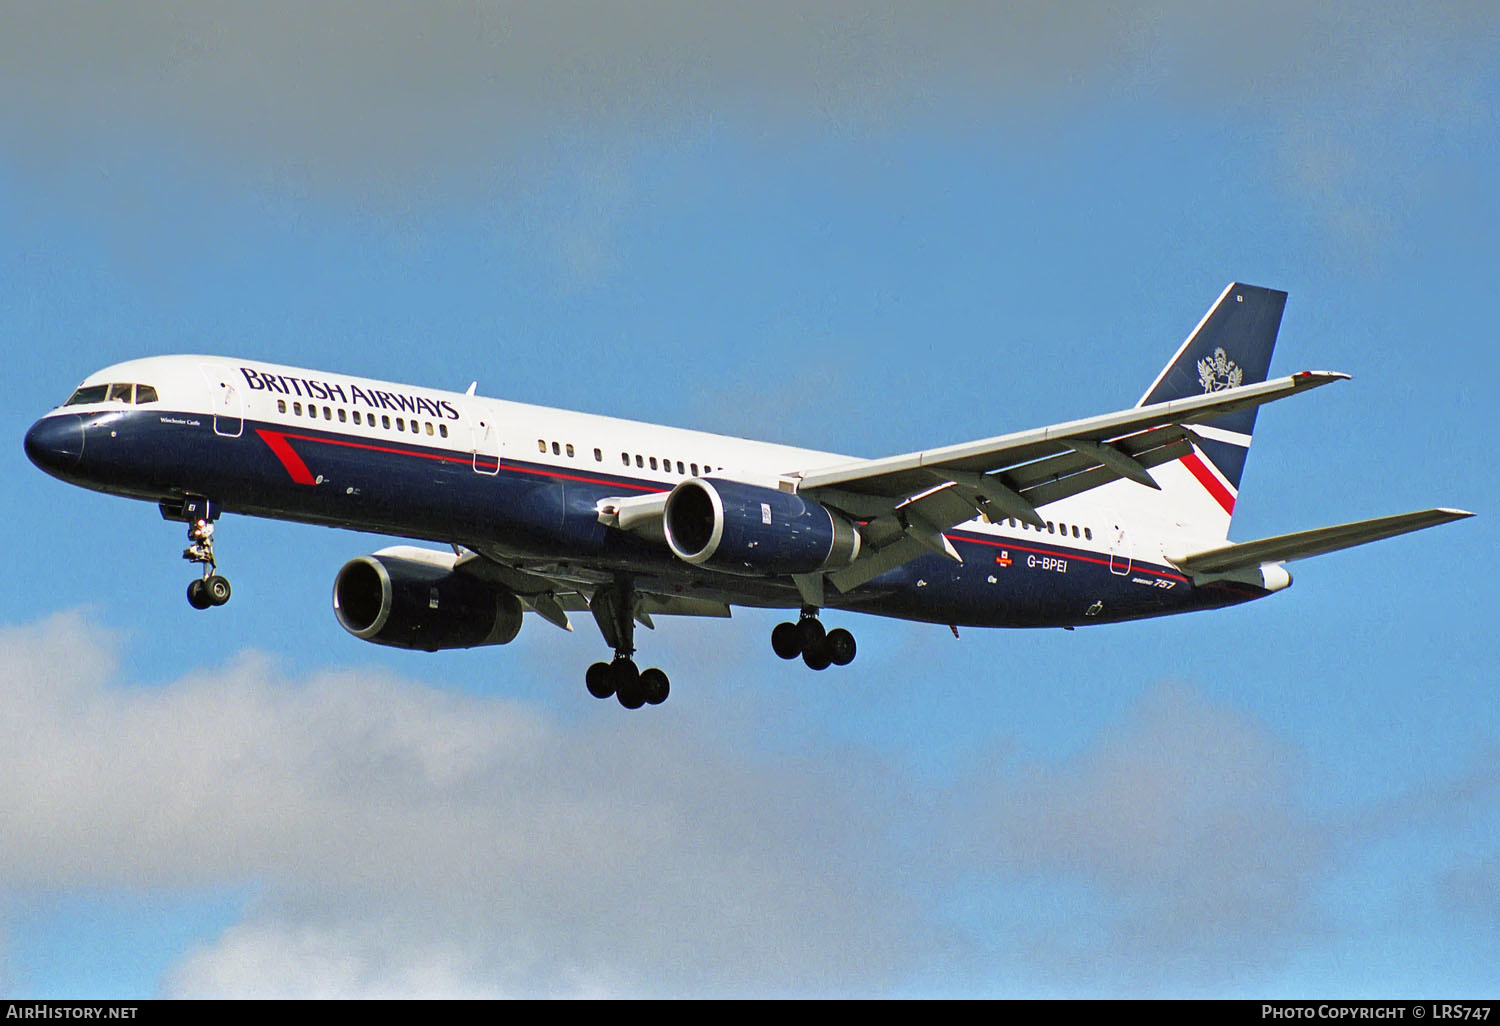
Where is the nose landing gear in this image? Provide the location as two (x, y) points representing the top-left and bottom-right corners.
(173, 499), (231, 610)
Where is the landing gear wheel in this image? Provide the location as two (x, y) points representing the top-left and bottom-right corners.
(186, 578), (212, 610)
(826, 628), (856, 666)
(586, 661), (615, 699)
(771, 621), (802, 659)
(795, 616), (825, 651)
(802, 640), (832, 671)
(611, 659), (645, 709)
(206, 575), (231, 606)
(639, 667), (670, 706)
(616, 679), (645, 709)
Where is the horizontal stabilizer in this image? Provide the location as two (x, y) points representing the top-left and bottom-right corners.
(1168, 508), (1474, 575)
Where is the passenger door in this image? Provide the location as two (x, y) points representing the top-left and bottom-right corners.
(198, 365), (243, 438)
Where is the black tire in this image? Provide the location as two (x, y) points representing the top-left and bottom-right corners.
(586, 661), (615, 699)
(616, 678), (646, 709)
(826, 628), (856, 666)
(771, 621), (802, 659)
(802, 640), (832, 671)
(207, 575), (231, 606)
(640, 667), (670, 705)
(186, 579), (212, 610)
(795, 617), (825, 650)
(611, 659), (645, 709)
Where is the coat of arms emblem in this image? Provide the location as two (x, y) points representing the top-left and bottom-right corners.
(1197, 347), (1243, 392)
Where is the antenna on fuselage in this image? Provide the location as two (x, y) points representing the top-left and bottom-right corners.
(465, 382), (477, 396)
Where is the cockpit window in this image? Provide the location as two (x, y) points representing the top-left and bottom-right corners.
(64, 385), (109, 406)
(65, 382), (160, 406)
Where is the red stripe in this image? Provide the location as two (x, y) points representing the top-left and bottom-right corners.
(502, 462), (661, 492)
(255, 429), (317, 485)
(952, 531), (1186, 581)
(262, 428), (661, 492)
(276, 431), (484, 469)
(1181, 451), (1236, 514)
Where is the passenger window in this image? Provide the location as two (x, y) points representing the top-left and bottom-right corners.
(621, 453), (630, 466)
(439, 424), (448, 438)
(107, 383), (133, 402)
(277, 400), (287, 414)
(411, 420), (419, 433)
(1085, 527), (1092, 541)
(382, 415), (391, 429)
(635, 455), (643, 468)
(566, 443), (574, 458)
(552, 442), (561, 456)
(135, 385), (158, 404)
(649, 457), (658, 470)
(353, 410), (361, 425)
(676, 460), (684, 474)
(338, 408), (346, 422)
(425, 422), (433, 435)
(1072, 525), (1079, 538)
(324, 407), (332, 420)
(294, 402), (303, 416)
(1047, 522), (1055, 534)
(396, 418), (405, 431)
(594, 448), (602, 462)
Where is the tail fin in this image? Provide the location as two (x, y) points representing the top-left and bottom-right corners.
(1134, 283), (1287, 541)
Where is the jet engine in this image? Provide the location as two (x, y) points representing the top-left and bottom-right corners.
(333, 552), (523, 651)
(663, 478), (861, 576)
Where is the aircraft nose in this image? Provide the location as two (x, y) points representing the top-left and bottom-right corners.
(24, 414), (84, 475)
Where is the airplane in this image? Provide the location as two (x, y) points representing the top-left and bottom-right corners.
(24, 283), (1472, 709)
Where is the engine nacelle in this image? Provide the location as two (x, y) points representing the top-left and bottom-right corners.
(663, 478), (861, 576)
(333, 553), (523, 652)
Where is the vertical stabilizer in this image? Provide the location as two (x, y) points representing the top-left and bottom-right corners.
(1131, 283), (1287, 541)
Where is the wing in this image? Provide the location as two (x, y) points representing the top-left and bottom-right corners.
(789, 370), (1348, 592)
(1166, 508), (1475, 575)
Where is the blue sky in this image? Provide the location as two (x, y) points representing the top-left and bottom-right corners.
(1, 2), (1496, 998)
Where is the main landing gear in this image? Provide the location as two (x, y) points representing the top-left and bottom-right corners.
(585, 576), (670, 709)
(178, 502), (231, 610)
(771, 607), (856, 670)
(585, 656), (669, 710)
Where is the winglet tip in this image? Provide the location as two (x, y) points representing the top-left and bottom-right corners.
(1295, 370), (1353, 383)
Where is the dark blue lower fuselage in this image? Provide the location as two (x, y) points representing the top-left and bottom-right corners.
(26, 408), (1270, 628)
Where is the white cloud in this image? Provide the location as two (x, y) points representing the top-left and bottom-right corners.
(944, 682), (1329, 991)
(2, 2), (1493, 195)
(0, 611), (921, 997)
(4, 613), (1491, 996)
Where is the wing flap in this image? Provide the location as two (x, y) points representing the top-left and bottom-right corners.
(1003, 428), (1195, 509)
(1168, 508), (1474, 574)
